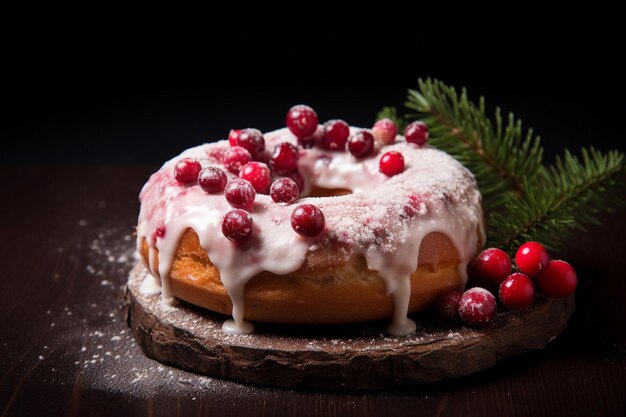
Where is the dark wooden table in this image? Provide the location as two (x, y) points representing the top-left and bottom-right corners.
(1, 165), (624, 417)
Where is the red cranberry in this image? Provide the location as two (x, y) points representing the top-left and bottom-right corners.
(223, 146), (252, 174)
(515, 242), (550, 276)
(474, 248), (511, 285)
(435, 291), (462, 322)
(458, 287), (497, 327)
(404, 121), (429, 146)
(285, 170), (305, 193)
(536, 260), (577, 298)
(379, 151), (405, 176)
(233, 128), (265, 159)
(239, 162), (271, 194)
(269, 142), (299, 174)
(228, 129), (241, 147)
(198, 167), (227, 193)
(224, 178), (256, 210)
(174, 158), (202, 184)
(270, 178), (299, 204)
(221, 209), (253, 241)
(372, 118), (398, 145)
(499, 273), (535, 310)
(152, 224), (166, 244)
(347, 130), (374, 157)
(320, 119), (350, 150)
(155, 225), (166, 238)
(291, 204), (325, 237)
(286, 105), (319, 138)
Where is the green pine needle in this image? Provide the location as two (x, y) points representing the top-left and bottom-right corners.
(490, 148), (625, 253)
(378, 78), (625, 256)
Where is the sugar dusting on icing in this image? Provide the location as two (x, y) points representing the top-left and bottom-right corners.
(136, 127), (483, 336)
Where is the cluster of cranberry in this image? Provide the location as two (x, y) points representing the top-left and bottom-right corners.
(173, 135), (324, 242)
(168, 105), (432, 244)
(286, 105), (429, 176)
(436, 242), (578, 327)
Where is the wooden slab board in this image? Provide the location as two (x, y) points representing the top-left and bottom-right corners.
(125, 264), (575, 390)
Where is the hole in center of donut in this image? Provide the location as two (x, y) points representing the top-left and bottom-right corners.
(306, 186), (352, 198)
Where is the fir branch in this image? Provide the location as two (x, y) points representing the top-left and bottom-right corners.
(377, 78), (625, 256)
(489, 148), (625, 253)
(403, 78), (544, 211)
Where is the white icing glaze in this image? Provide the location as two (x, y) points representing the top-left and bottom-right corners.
(136, 127), (484, 336)
(139, 271), (162, 296)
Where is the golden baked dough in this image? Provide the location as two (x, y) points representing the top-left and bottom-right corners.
(140, 227), (473, 324)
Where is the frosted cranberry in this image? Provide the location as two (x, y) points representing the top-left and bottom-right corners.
(499, 273), (535, 310)
(239, 162), (271, 194)
(223, 146), (252, 174)
(372, 118), (398, 145)
(320, 119), (350, 150)
(270, 178), (299, 204)
(269, 142), (299, 174)
(228, 129), (241, 147)
(474, 248), (511, 285)
(536, 260), (577, 298)
(347, 131), (374, 157)
(224, 178), (256, 210)
(435, 291), (462, 322)
(233, 128), (265, 159)
(379, 151), (404, 176)
(198, 167), (227, 193)
(221, 209), (253, 241)
(174, 158), (202, 184)
(515, 242), (550, 276)
(291, 204), (325, 237)
(458, 287), (497, 327)
(286, 105), (318, 138)
(285, 170), (305, 193)
(404, 121), (429, 146)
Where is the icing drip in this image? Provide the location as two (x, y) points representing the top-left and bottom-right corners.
(136, 127), (484, 336)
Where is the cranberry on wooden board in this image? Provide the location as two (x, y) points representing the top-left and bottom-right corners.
(435, 291), (462, 322)
(224, 178), (256, 210)
(291, 204), (325, 237)
(222, 209), (253, 241)
(174, 158), (202, 184)
(536, 260), (578, 297)
(516, 242), (551, 276)
(458, 287), (497, 327)
(474, 248), (511, 285)
(286, 105), (318, 138)
(499, 273), (535, 310)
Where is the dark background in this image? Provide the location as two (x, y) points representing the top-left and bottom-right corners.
(2, 14), (626, 417)
(2, 16), (625, 164)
